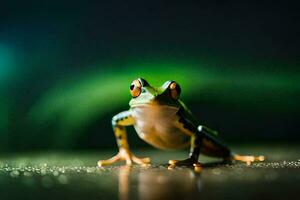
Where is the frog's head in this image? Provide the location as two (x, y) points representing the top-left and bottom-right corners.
(129, 78), (181, 107)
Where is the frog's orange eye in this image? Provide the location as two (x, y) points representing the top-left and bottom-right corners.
(130, 79), (142, 98)
(169, 82), (181, 100)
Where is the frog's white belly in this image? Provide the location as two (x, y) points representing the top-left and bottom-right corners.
(131, 105), (190, 150)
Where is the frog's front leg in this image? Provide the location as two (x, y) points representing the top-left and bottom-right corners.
(97, 110), (150, 167)
(168, 116), (203, 170)
(168, 133), (203, 171)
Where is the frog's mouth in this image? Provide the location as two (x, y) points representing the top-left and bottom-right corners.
(130, 98), (180, 108)
(129, 90), (181, 108)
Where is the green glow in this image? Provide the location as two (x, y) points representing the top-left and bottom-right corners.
(0, 44), (15, 83)
(28, 61), (300, 146)
(29, 63), (202, 146)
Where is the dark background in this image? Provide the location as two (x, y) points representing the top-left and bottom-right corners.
(0, 1), (299, 152)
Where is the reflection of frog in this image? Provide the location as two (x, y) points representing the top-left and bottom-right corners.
(98, 78), (264, 169)
(118, 165), (202, 200)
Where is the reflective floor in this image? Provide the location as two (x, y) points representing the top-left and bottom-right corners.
(0, 145), (299, 200)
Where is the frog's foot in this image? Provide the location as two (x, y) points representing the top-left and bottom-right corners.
(98, 148), (150, 167)
(232, 154), (265, 165)
(168, 158), (202, 172)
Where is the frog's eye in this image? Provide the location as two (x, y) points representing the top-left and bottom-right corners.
(130, 79), (142, 98)
(169, 81), (181, 100)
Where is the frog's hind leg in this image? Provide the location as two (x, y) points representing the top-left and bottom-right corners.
(231, 154), (265, 165)
(195, 125), (265, 165)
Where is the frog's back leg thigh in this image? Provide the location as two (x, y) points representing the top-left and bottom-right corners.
(198, 125), (231, 158)
(198, 125), (264, 164)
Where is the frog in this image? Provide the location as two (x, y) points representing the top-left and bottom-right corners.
(98, 78), (264, 170)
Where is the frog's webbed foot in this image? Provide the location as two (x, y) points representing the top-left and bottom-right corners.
(168, 158), (202, 172)
(97, 148), (150, 167)
(232, 154), (265, 165)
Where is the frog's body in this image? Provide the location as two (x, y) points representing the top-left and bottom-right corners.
(132, 104), (188, 149)
(98, 78), (264, 169)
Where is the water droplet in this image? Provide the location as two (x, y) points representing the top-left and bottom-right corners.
(87, 167), (95, 173)
(10, 170), (20, 178)
(24, 171), (32, 177)
(53, 171), (59, 176)
(40, 169), (47, 175)
(58, 174), (68, 184)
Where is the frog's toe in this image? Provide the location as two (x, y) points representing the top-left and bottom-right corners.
(98, 155), (121, 167)
(168, 158), (202, 171)
(168, 158), (196, 165)
(132, 156), (151, 165)
(232, 154), (265, 165)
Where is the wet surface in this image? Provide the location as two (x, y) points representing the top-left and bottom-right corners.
(0, 145), (299, 200)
